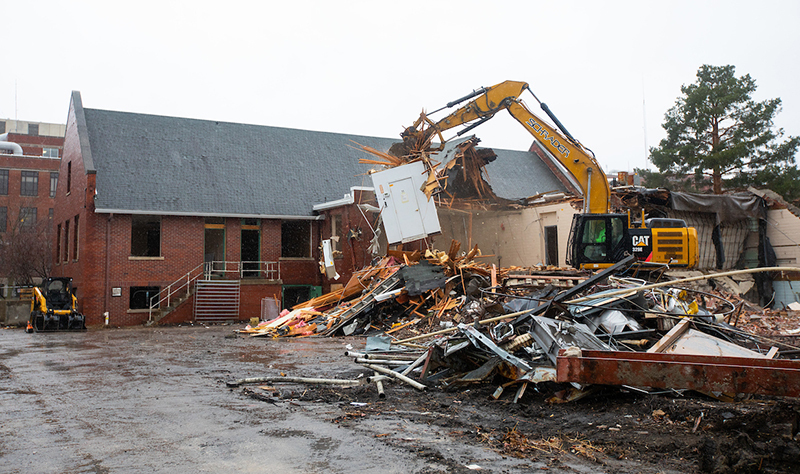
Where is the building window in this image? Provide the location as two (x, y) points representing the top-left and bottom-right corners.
(131, 215), (161, 257)
(28, 124), (39, 136)
(0, 207), (6, 232)
(50, 172), (58, 197)
(73, 215), (79, 261)
(56, 223), (62, 262)
(63, 219), (70, 262)
(21, 171), (38, 196)
(129, 286), (160, 310)
(43, 147), (59, 158)
(281, 220), (311, 258)
(19, 207), (37, 230)
(0, 169), (8, 195)
(66, 162), (72, 194)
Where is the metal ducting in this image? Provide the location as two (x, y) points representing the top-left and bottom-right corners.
(0, 132), (23, 155)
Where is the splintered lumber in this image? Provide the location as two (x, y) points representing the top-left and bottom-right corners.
(351, 141), (405, 167)
(387, 249), (421, 263)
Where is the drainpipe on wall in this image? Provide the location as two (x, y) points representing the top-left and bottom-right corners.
(104, 213), (113, 323)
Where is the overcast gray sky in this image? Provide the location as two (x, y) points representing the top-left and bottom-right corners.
(3, 0), (799, 174)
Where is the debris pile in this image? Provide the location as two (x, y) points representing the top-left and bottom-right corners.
(235, 247), (800, 402)
(239, 243), (587, 339)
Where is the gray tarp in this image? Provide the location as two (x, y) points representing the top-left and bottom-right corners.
(671, 192), (765, 224)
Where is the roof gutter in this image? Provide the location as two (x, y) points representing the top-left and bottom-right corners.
(313, 186), (375, 212)
(92, 208), (324, 220)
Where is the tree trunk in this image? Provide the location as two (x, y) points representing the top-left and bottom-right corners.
(713, 168), (722, 194)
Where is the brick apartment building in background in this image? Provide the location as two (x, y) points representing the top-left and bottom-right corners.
(0, 119), (65, 293)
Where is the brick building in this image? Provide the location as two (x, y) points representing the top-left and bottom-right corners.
(54, 92), (569, 327)
(0, 120), (65, 292)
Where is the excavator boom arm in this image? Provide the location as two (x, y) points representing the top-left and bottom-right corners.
(427, 80), (610, 214)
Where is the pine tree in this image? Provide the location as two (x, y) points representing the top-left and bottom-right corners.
(649, 65), (799, 199)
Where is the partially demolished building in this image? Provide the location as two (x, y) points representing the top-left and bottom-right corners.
(52, 93), (572, 326)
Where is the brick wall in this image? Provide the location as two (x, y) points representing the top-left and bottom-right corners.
(0, 154), (59, 238)
(53, 100), (344, 327)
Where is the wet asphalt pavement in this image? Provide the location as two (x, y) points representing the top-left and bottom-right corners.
(0, 325), (542, 474)
(0, 326), (433, 473)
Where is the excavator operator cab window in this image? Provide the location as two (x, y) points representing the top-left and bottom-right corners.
(581, 219), (607, 261)
(579, 216), (625, 263)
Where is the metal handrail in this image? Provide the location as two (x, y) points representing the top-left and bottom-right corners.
(148, 262), (206, 321)
(148, 261), (280, 321)
(203, 261), (280, 280)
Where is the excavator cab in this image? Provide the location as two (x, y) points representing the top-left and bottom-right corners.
(567, 214), (631, 269)
(567, 213), (699, 270)
(29, 277), (86, 332)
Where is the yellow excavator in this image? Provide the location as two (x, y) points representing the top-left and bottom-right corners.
(402, 80), (698, 270)
(28, 277), (86, 332)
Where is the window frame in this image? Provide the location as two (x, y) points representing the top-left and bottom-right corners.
(129, 286), (160, 310)
(281, 220), (312, 259)
(50, 172), (58, 198)
(20, 171), (39, 197)
(131, 215), (162, 257)
(19, 207), (37, 230)
(0, 169), (8, 195)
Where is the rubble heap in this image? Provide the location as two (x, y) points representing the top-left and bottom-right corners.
(237, 243), (800, 402)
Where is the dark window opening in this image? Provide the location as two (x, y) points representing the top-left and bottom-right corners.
(0, 170), (8, 195)
(66, 162), (71, 193)
(50, 172), (58, 197)
(20, 171), (38, 196)
(73, 215), (79, 261)
(282, 286), (311, 310)
(63, 219), (70, 262)
(130, 286), (160, 310)
(56, 223), (61, 262)
(544, 225), (559, 266)
(0, 207), (6, 232)
(131, 215), (161, 257)
(281, 221), (311, 258)
(28, 124), (39, 136)
(19, 207), (37, 230)
(241, 228), (260, 277)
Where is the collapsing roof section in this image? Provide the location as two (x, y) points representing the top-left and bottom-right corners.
(360, 114), (568, 208)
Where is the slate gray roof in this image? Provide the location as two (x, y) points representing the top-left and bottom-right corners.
(81, 105), (567, 217)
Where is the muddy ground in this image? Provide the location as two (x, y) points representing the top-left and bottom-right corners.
(1, 325), (798, 473)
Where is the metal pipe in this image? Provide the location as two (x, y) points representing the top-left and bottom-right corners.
(362, 363), (427, 391)
(401, 350), (429, 376)
(226, 376), (363, 387)
(374, 371), (385, 399)
(355, 358), (410, 367)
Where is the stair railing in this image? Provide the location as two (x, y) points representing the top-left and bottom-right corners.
(149, 261), (280, 322)
(148, 262), (206, 322)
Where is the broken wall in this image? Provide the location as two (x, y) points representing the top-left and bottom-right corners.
(766, 208), (800, 307)
(432, 202), (578, 268)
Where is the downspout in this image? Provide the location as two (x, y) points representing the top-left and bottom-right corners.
(104, 213), (113, 320)
(0, 133), (23, 155)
